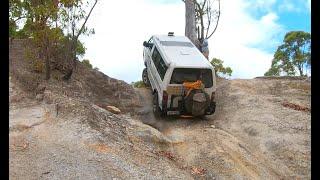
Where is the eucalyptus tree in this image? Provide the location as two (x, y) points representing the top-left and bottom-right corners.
(265, 31), (311, 76)
(9, 0), (98, 80)
(182, 0), (221, 58)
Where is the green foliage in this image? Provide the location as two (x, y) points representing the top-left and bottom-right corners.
(9, 20), (18, 37)
(265, 31), (311, 76)
(132, 81), (146, 88)
(81, 59), (93, 69)
(76, 40), (86, 57)
(9, 0), (24, 37)
(9, 0), (97, 80)
(210, 58), (232, 77)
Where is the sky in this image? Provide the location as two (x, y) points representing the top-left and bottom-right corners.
(80, 0), (311, 83)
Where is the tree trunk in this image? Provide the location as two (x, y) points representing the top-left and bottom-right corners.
(45, 33), (51, 80)
(199, 11), (204, 42)
(45, 45), (51, 80)
(298, 64), (303, 76)
(63, 0), (98, 81)
(185, 0), (199, 49)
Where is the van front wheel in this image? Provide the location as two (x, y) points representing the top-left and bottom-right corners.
(142, 68), (150, 87)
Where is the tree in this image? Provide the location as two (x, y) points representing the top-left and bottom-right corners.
(9, 0), (98, 80)
(9, 0), (23, 37)
(59, 0), (98, 80)
(15, 0), (63, 79)
(131, 81), (146, 88)
(81, 59), (93, 69)
(183, 0), (221, 59)
(210, 58), (232, 77)
(264, 31), (311, 76)
(184, 0), (199, 47)
(194, 0), (221, 41)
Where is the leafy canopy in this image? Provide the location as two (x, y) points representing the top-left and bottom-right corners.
(210, 58), (232, 77)
(9, 0), (97, 79)
(265, 31), (311, 76)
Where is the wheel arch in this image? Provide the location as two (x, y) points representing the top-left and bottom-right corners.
(152, 89), (157, 95)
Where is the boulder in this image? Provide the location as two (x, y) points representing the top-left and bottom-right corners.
(106, 106), (121, 114)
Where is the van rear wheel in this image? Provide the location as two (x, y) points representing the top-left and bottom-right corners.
(152, 92), (162, 117)
(142, 68), (150, 87)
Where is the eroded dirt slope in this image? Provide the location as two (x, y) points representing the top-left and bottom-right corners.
(9, 39), (310, 180)
(10, 78), (194, 180)
(9, 76), (311, 179)
(135, 77), (311, 179)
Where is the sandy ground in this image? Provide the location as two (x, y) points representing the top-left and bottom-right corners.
(9, 77), (311, 179)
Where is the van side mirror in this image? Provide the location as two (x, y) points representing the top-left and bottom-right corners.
(143, 41), (153, 48)
(143, 41), (148, 47)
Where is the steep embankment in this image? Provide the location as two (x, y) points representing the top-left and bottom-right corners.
(9, 39), (140, 113)
(9, 39), (310, 179)
(9, 39), (193, 179)
(135, 77), (310, 179)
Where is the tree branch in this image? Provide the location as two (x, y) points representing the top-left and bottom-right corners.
(205, 1), (211, 38)
(201, 0), (207, 11)
(207, 0), (220, 39)
(74, 0), (98, 41)
(13, 15), (26, 22)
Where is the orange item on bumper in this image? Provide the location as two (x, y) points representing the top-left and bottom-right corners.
(183, 80), (204, 96)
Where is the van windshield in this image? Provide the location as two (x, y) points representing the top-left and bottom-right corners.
(170, 68), (213, 88)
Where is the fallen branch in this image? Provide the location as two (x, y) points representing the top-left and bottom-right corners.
(281, 102), (310, 112)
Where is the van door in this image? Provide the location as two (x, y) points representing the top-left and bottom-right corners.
(150, 46), (168, 108)
(144, 37), (154, 63)
(144, 38), (155, 89)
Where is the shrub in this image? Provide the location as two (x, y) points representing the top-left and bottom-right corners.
(82, 59), (93, 69)
(132, 80), (146, 88)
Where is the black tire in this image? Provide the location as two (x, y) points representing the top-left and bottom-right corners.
(208, 101), (216, 115)
(152, 92), (162, 117)
(142, 68), (150, 87)
(211, 102), (216, 114)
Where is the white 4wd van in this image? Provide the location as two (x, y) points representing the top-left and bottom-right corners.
(142, 33), (216, 117)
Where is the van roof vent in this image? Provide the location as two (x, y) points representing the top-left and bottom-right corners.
(168, 32), (174, 36)
(180, 50), (190, 55)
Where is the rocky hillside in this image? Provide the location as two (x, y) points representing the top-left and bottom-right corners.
(9, 38), (141, 113)
(9, 39), (311, 179)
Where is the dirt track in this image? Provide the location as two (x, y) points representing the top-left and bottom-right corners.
(9, 77), (311, 179)
(135, 78), (311, 179)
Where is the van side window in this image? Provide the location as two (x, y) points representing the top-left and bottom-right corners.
(147, 37), (154, 50)
(152, 47), (168, 80)
(148, 37), (153, 43)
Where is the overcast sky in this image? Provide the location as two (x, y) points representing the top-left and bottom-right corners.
(80, 0), (311, 83)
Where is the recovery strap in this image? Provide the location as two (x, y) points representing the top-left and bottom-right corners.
(183, 80), (205, 96)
